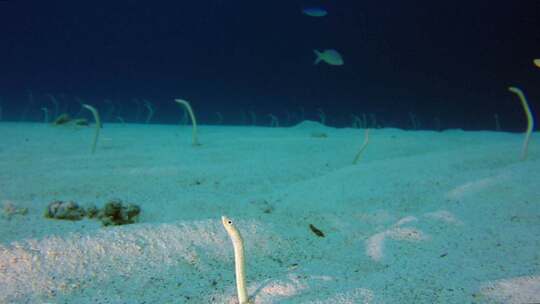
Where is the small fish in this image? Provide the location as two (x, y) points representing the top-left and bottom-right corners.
(534, 58), (540, 68)
(313, 49), (344, 66)
(302, 7), (327, 17)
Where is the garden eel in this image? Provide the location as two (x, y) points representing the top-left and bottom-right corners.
(82, 104), (101, 154)
(174, 99), (200, 146)
(508, 86), (534, 160)
(222, 215), (251, 304)
(352, 128), (370, 164)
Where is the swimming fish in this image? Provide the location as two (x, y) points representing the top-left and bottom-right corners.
(534, 58), (540, 68)
(313, 49), (344, 66)
(302, 7), (328, 17)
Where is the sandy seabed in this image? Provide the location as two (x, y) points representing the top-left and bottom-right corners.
(0, 121), (539, 303)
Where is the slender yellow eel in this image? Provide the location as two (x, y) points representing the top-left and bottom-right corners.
(508, 87), (535, 160)
(222, 216), (251, 304)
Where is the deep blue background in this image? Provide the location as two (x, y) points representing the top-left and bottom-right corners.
(0, 1), (539, 130)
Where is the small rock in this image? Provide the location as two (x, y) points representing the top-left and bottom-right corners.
(44, 200), (85, 220)
(2, 201), (28, 219)
(53, 113), (72, 125)
(98, 199), (141, 226)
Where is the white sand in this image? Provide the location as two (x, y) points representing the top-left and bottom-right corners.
(0, 121), (538, 303)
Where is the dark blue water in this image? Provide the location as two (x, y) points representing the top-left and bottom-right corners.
(0, 1), (538, 130)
